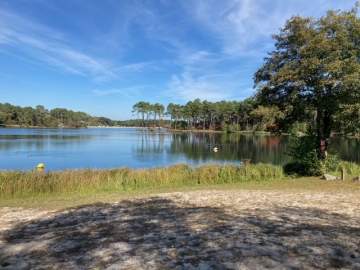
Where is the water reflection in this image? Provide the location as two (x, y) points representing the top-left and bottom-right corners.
(134, 131), (166, 155)
(329, 137), (360, 163)
(0, 134), (93, 151)
(0, 128), (358, 170)
(166, 133), (291, 165)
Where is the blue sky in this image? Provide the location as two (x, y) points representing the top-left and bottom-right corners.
(0, 0), (357, 119)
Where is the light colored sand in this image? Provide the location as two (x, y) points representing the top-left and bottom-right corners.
(0, 190), (359, 269)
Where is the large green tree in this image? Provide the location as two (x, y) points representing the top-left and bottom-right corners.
(255, 6), (360, 158)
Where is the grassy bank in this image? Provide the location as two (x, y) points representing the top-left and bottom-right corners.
(1, 162), (359, 209)
(0, 164), (283, 199)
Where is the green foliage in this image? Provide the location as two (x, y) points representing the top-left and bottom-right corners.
(133, 98), (288, 132)
(250, 106), (284, 131)
(285, 135), (323, 176)
(132, 101), (165, 127)
(255, 6), (360, 150)
(285, 133), (343, 176)
(0, 164), (284, 199)
(0, 103), (115, 128)
(321, 154), (341, 173)
(339, 161), (360, 176)
(289, 122), (309, 136)
(116, 119), (171, 127)
(224, 124), (240, 133)
(335, 104), (360, 136)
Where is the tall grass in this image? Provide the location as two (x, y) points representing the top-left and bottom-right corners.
(338, 161), (360, 177)
(0, 164), (284, 199)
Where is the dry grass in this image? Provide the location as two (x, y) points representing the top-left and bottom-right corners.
(0, 164), (283, 199)
(1, 162), (359, 209)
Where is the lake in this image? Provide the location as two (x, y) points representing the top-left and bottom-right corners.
(0, 128), (359, 171)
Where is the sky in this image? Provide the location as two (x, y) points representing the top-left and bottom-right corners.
(0, 0), (357, 119)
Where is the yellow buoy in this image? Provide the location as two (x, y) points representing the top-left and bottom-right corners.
(36, 163), (45, 172)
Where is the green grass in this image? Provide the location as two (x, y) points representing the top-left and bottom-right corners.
(1, 162), (359, 209)
(0, 164), (283, 199)
(338, 161), (360, 176)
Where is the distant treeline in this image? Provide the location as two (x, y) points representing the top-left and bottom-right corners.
(132, 99), (298, 133)
(116, 119), (171, 127)
(0, 103), (115, 128)
(132, 99), (359, 136)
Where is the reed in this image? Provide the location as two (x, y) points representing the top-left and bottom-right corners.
(0, 164), (284, 199)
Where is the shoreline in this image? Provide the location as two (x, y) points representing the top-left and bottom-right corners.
(1, 126), (359, 139)
(1, 162), (359, 203)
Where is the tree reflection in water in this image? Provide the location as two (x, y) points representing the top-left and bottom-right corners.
(134, 131), (360, 165)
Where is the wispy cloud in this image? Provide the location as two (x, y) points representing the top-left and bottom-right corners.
(187, 0), (356, 56)
(0, 0), (356, 117)
(166, 70), (249, 102)
(164, 0), (356, 102)
(187, 0), (284, 56)
(0, 8), (116, 81)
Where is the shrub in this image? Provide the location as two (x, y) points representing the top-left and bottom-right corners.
(285, 134), (323, 176)
(321, 154), (340, 173)
(284, 131), (343, 176)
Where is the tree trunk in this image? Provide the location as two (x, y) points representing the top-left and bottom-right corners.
(316, 109), (332, 160)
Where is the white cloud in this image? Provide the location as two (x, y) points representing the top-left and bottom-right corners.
(188, 0), (283, 56)
(167, 71), (235, 101)
(0, 9), (116, 81)
(0, 10), (165, 81)
(164, 0), (356, 102)
(187, 0), (356, 56)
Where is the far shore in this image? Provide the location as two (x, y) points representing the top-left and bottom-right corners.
(1, 125), (359, 138)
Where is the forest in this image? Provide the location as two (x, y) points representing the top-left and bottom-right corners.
(132, 98), (359, 136)
(0, 103), (114, 128)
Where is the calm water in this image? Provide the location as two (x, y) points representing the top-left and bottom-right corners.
(0, 128), (359, 170)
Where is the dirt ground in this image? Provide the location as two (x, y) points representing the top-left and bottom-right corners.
(0, 190), (360, 269)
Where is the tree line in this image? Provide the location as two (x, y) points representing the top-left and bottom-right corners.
(134, 98), (359, 136)
(0, 103), (114, 128)
(132, 102), (165, 127)
(133, 99), (290, 132)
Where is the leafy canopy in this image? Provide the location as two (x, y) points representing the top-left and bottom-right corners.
(255, 7), (360, 137)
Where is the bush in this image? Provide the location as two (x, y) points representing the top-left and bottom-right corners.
(289, 121), (308, 136)
(284, 132), (342, 176)
(321, 154), (340, 173)
(285, 134), (322, 176)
